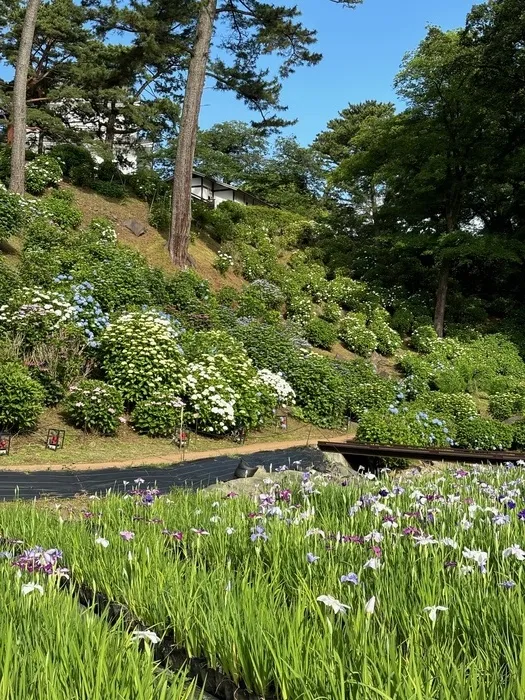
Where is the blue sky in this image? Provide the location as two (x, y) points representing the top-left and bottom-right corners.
(1, 0), (477, 144)
(201, 0), (476, 143)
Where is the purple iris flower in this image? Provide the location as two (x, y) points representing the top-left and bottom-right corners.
(402, 526), (422, 537)
(306, 553), (319, 563)
(119, 531), (135, 541)
(342, 535), (364, 544)
(518, 509), (525, 521)
(12, 546), (67, 576)
(250, 526), (268, 542)
(340, 572), (359, 585)
(500, 580), (516, 589)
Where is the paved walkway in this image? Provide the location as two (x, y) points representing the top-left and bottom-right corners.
(0, 446), (326, 501)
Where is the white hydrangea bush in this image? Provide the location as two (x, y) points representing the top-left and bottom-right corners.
(100, 310), (186, 403)
(0, 287), (75, 346)
(183, 349), (275, 433)
(257, 369), (296, 407)
(88, 217), (117, 244)
(185, 357), (237, 433)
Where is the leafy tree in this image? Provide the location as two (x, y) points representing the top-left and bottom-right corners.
(330, 28), (520, 336)
(194, 120), (267, 185)
(315, 100), (394, 220)
(244, 136), (327, 215)
(1, 0), (192, 161)
(168, 0), (363, 267)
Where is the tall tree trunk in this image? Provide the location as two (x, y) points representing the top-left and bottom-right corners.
(9, 0), (41, 194)
(106, 104), (117, 149)
(433, 259), (450, 338)
(169, 0), (217, 267)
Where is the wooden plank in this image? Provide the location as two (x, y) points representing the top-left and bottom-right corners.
(317, 441), (525, 464)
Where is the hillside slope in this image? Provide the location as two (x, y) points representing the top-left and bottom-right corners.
(65, 184), (245, 291)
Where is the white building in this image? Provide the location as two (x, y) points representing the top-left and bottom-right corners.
(24, 100), (152, 174)
(189, 171), (268, 208)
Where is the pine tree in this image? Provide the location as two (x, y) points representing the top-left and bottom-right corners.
(9, 0), (41, 193)
(168, 0), (363, 267)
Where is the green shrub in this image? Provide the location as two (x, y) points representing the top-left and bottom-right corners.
(249, 280), (284, 310)
(25, 155), (62, 195)
(100, 311), (186, 404)
(85, 217), (117, 244)
(41, 194), (82, 230)
(369, 312), (402, 356)
(328, 277), (368, 310)
(96, 160), (121, 182)
(186, 344), (274, 432)
(391, 305), (414, 335)
(234, 321), (299, 376)
(411, 325), (439, 353)
(0, 259), (19, 306)
(357, 407), (453, 448)
(214, 250), (234, 274)
(70, 163), (95, 187)
(92, 180), (126, 199)
(426, 392), (478, 423)
(357, 411), (421, 447)
(0, 362), (45, 432)
(127, 169), (165, 201)
(0, 288), (75, 349)
(321, 301), (342, 324)
(431, 368), (469, 394)
(48, 188), (75, 203)
(72, 244), (166, 312)
(0, 145), (10, 184)
(131, 392), (184, 437)
(488, 392), (525, 421)
(336, 361), (397, 419)
(23, 327), (87, 406)
(339, 313), (377, 357)
(148, 199), (170, 232)
(23, 218), (72, 252)
(216, 286), (239, 308)
(455, 417), (514, 450)
(65, 379), (124, 435)
(165, 270), (211, 312)
(513, 420), (525, 449)
(49, 144), (94, 177)
(304, 318), (337, 350)
(286, 354), (346, 427)
(0, 186), (24, 240)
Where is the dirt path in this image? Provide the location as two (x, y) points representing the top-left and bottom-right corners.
(4, 436), (343, 472)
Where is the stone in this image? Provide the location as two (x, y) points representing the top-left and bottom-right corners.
(321, 452), (357, 478)
(123, 219), (146, 237)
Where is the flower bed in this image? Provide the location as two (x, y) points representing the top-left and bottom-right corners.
(0, 551), (195, 699)
(2, 464), (525, 698)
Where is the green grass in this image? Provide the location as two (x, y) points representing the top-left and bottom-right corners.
(1, 464), (525, 698)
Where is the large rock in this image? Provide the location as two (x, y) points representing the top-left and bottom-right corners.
(321, 451), (358, 478)
(203, 467), (306, 498)
(123, 219), (146, 237)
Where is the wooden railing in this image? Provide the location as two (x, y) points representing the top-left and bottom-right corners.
(317, 440), (525, 465)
